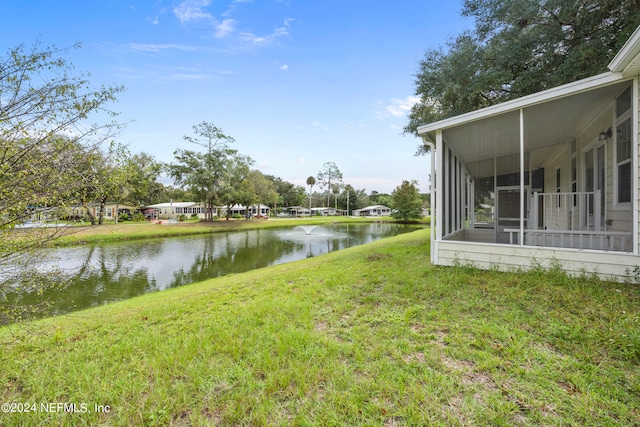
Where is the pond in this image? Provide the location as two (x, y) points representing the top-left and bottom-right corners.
(5, 223), (422, 318)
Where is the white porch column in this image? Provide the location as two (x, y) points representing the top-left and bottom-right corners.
(520, 108), (525, 246)
(436, 130), (444, 242)
(633, 77), (639, 255)
(468, 177), (475, 230)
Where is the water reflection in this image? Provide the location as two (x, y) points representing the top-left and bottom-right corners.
(5, 223), (419, 317)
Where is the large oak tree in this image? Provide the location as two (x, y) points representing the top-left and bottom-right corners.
(406, 0), (640, 153)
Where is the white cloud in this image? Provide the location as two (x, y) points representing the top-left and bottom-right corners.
(174, 2), (291, 48)
(127, 43), (198, 53)
(148, 15), (159, 25)
(242, 25), (288, 45)
(279, 64), (288, 71)
(384, 96), (420, 118)
(299, 157), (305, 164)
(165, 73), (213, 81)
(173, 0), (212, 23)
(311, 121), (329, 130)
(215, 19), (237, 38)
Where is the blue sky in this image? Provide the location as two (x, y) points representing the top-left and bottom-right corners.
(1, 0), (471, 194)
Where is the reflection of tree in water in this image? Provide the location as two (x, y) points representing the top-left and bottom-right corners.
(6, 242), (161, 318)
(7, 224), (421, 319)
(170, 230), (300, 288)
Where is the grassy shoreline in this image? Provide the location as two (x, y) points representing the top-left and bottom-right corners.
(1, 229), (639, 425)
(41, 216), (427, 247)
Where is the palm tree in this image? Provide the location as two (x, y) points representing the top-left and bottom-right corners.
(306, 176), (316, 213)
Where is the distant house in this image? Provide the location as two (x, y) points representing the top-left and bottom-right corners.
(418, 24), (640, 282)
(353, 205), (391, 217)
(144, 202), (212, 220)
(284, 206), (311, 217)
(219, 204), (271, 218)
(311, 207), (348, 216)
(68, 203), (137, 220)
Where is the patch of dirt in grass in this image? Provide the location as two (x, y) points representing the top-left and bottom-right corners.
(432, 329), (449, 348)
(443, 356), (476, 372)
(464, 371), (498, 392)
(171, 410), (192, 426)
(409, 324), (425, 332)
(384, 416), (404, 426)
(314, 321), (328, 331)
(444, 395), (467, 425)
(200, 407), (223, 425)
(366, 253), (392, 261)
(403, 352), (426, 363)
(5, 376), (25, 394)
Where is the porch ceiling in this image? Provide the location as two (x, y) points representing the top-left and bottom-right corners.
(435, 81), (631, 178)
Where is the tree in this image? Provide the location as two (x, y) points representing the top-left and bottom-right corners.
(217, 153), (254, 220)
(331, 183), (341, 210)
(248, 170), (278, 217)
(167, 122), (238, 221)
(265, 175), (306, 210)
(146, 183), (196, 206)
(95, 143), (134, 225)
(306, 176), (316, 211)
(406, 0), (640, 153)
(340, 184), (355, 215)
(0, 41), (124, 323)
(317, 162), (342, 208)
(125, 152), (163, 207)
(377, 193), (393, 209)
(390, 181), (423, 222)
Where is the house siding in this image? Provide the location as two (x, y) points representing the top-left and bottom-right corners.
(424, 26), (640, 279)
(437, 240), (639, 282)
(636, 79), (640, 254)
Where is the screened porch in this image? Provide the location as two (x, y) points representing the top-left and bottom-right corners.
(432, 78), (634, 253)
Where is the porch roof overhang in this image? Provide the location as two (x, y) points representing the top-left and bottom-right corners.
(418, 72), (632, 178)
(609, 25), (640, 77)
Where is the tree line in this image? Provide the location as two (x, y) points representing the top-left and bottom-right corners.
(0, 41), (413, 231)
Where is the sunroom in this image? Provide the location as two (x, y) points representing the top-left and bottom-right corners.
(418, 27), (640, 281)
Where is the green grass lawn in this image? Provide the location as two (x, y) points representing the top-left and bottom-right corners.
(1, 229), (638, 426)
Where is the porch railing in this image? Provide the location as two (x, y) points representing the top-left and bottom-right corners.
(525, 229), (629, 251)
(530, 191), (601, 231)
(503, 191), (632, 251)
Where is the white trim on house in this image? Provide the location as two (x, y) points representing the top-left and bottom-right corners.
(144, 202), (213, 219)
(418, 72), (625, 139)
(284, 206), (311, 216)
(419, 25), (640, 282)
(310, 207), (347, 216)
(219, 204), (271, 217)
(609, 27), (640, 76)
(353, 205), (391, 216)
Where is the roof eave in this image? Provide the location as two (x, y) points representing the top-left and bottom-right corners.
(608, 25), (640, 74)
(417, 71), (625, 135)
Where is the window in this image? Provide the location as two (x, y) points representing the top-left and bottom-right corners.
(615, 87), (632, 205)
